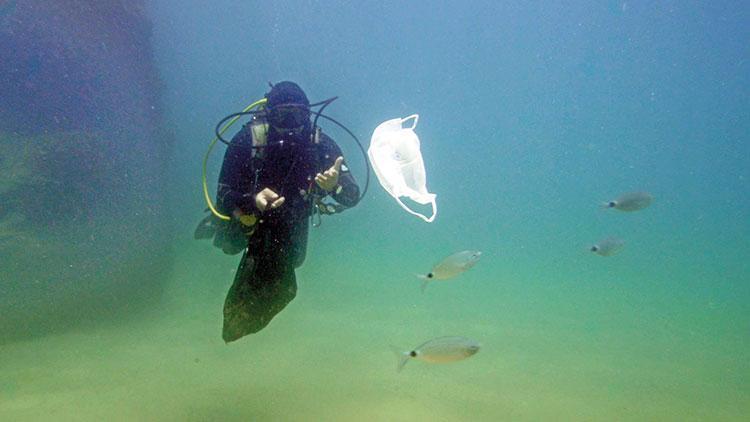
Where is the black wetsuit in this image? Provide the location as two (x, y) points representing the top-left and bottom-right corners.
(216, 123), (359, 342)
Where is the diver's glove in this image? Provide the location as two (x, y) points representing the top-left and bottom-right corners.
(254, 188), (285, 212)
(315, 156), (344, 192)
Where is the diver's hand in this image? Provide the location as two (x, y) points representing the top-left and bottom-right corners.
(315, 156), (343, 192)
(255, 188), (285, 212)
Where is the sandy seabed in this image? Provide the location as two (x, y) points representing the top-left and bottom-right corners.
(1, 242), (748, 421)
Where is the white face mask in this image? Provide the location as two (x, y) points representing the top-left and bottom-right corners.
(368, 114), (437, 222)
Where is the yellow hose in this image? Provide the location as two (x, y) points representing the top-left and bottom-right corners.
(202, 98), (267, 220)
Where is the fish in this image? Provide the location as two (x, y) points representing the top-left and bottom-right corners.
(417, 250), (482, 291)
(392, 336), (481, 372)
(590, 237), (625, 256)
(603, 191), (654, 211)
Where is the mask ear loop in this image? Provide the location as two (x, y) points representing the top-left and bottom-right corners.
(401, 114), (419, 130)
(395, 194), (437, 223)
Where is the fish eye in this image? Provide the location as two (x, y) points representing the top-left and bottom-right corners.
(608, 201), (616, 208)
(410, 351), (417, 357)
(590, 246), (598, 252)
(427, 273), (433, 279)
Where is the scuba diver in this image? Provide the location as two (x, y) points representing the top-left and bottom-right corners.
(195, 81), (361, 342)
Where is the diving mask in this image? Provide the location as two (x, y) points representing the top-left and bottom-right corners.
(267, 103), (310, 131)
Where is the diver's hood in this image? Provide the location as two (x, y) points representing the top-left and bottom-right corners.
(265, 81), (310, 108)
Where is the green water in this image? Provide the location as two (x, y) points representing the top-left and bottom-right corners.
(2, 205), (747, 421)
(2, 1), (749, 420)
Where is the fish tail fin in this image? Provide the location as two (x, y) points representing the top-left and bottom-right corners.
(390, 345), (410, 373)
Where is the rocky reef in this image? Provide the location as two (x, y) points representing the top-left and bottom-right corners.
(0, 1), (173, 342)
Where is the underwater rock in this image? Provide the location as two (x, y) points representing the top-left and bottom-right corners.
(0, 1), (173, 342)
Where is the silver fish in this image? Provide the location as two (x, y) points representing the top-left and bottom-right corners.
(603, 191), (654, 211)
(590, 237), (625, 256)
(393, 336), (481, 372)
(417, 250), (481, 291)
